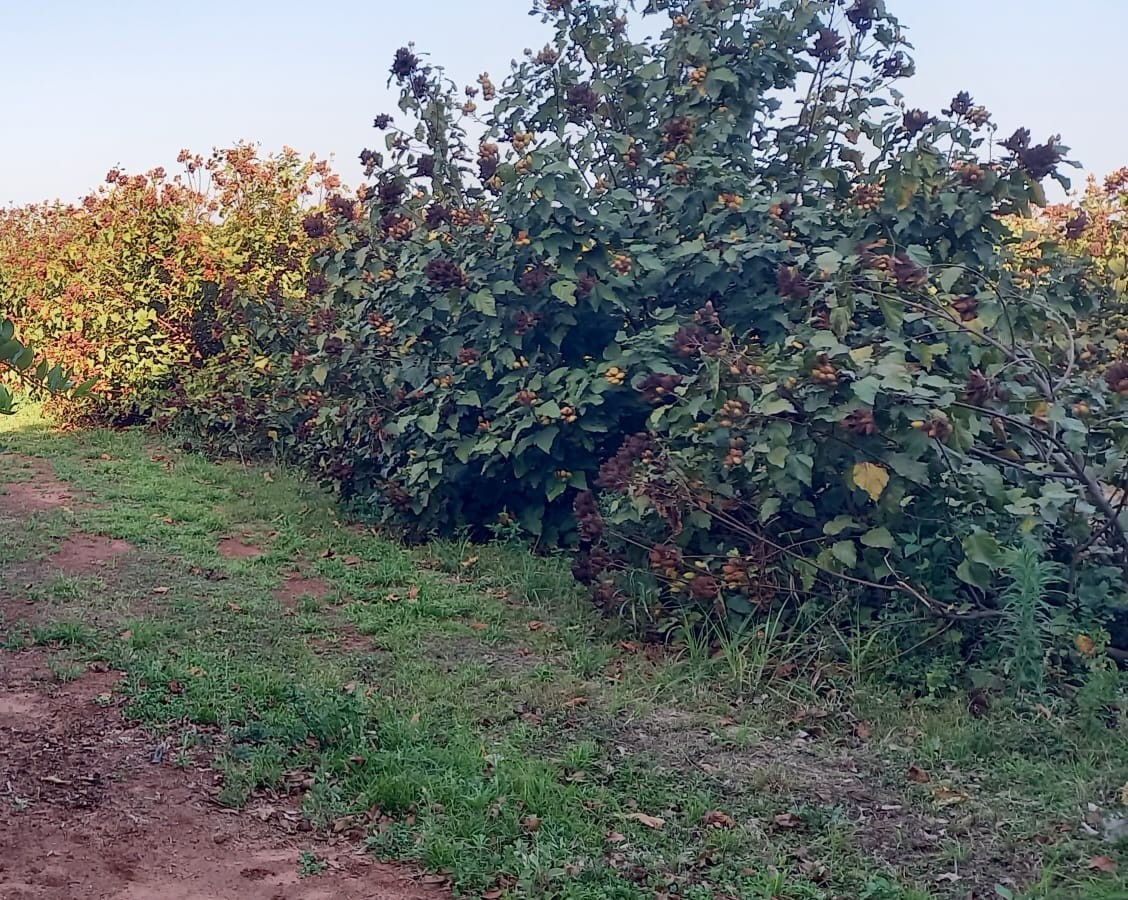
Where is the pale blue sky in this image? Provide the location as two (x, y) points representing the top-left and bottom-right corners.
(2, 1), (1123, 206)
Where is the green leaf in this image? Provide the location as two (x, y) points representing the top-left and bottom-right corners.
(759, 497), (781, 522)
(937, 266), (962, 294)
(757, 396), (795, 416)
(956, 559), (992, 589)
(312, 364), (329, 386)
(831, 540), (858, 568)
(861, 527), (895, 549)
(532, 425), (558, 453)
(469, 291), (497, 317)
(824, 515), (856, 536)
(876, 296), (904, 331)
(550, 280), (577, 306)
(963, 530), (1005, 569)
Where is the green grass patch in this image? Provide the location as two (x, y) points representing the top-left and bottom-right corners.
(1, 407), (1125, 899)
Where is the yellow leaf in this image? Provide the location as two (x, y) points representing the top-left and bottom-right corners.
(852, 462), (889, 502)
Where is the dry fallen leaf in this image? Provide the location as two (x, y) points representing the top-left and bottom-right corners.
(407, 586), (420, 599)
(521, 815), (542, 832)
(262, 472), (274, 483)
(702, 810), (735, 829)
(853, 720), (873, 741)
(773, 812), (803, 830)
(564, 696), (588, 708)
(606, 830), (627, 844)
(1088, 855), (1118, 873)
(119, 629), (133, 641)
(470, 622), (489, 631)
(932, 787), (970, 806)
(461, 555), (480, 567)
(1120, 782), (1128, 807)
(343, 555), (363, 566)
(528, 621), (546, 632)
(907, 765), (931, 784)
(153, 586), (170, 594)
(625, 812), (666, 830)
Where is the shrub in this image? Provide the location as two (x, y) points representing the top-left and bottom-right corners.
(0, 145), (338, 427)
(0, 317), (81, 415)
(280, 0), (1128, 675)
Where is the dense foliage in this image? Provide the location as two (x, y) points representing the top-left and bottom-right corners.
(0, 145), (338, 425)
(8, 0), (1128, 687)
(262, 0), (1125, 679)
(0, 317), (79, 415)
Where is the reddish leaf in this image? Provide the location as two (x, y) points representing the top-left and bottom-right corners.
(908, 765), (931, 784)
(773, 812), (803, 829)
(702, 810), (735, 828)
(1089, 855), (1118, 873)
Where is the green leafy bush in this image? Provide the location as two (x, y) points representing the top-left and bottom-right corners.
(0, 317), (81, 415)
(9, 0), (1127, 683)
(277, 0), (1128, 676)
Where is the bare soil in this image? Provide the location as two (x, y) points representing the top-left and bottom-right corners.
(274, 572), (332, 612)
(217, 538), (266, 560)
(44, 534), (134, 574)
(0, 458), (446, 899)
(0, 648), (448, 900)
(0, 455), (81, 516)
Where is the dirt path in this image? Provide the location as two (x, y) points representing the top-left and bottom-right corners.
(0, 459), (447, 900)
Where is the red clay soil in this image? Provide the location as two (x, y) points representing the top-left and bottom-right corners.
(218, 538), (266, 560)
(44, 534), (134, 575)
(274, 573), (332, 611)
(0, 456), (81, 516)
(0, 648), (449, 900)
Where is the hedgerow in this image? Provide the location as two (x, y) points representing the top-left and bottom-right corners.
(264, 0), (1128, 677)
(8, 0), (1128, 684)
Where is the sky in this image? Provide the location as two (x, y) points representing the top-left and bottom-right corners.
(2, 1), (1124, 207)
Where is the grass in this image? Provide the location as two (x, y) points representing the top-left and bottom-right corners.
(2, 404), (1127, 898)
